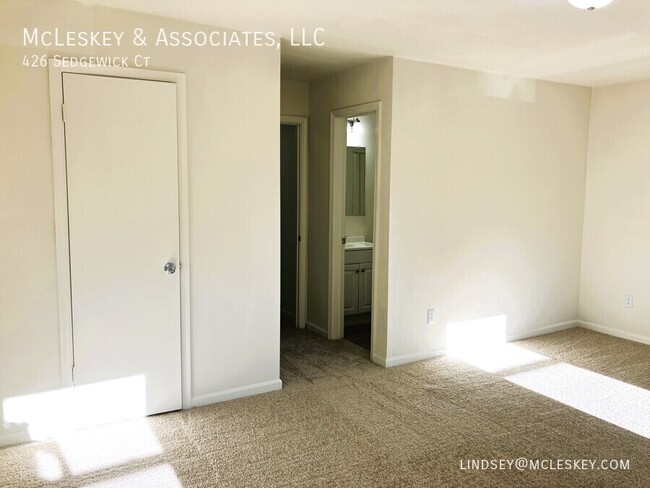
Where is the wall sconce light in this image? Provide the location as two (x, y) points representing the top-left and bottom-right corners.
(347, 117), (361, 132)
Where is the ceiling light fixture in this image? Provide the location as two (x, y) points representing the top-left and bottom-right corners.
(567, 0), (614, 10)
(347, 117), (360, 129)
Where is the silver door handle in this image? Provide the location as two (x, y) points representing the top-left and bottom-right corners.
(164, 262), (176, 274)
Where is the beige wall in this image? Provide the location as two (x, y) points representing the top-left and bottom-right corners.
(387, 58), (591, 361)
(579, 81), (650, 344)
(308, 59), (393, 358)
(281, 79), (309, 117)
(0, 0), (280, 443)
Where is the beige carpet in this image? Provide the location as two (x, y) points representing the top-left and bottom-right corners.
(1, 327), (649, 487)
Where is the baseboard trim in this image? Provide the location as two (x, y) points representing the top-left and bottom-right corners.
(370, 352), (387, 367)
(578, 321), (650, 345)
(306, 321), (328, 338)
(0, 429), (33, 448)
(381, 320), (580, 368)
(506, 320), (578, 342)
(384, 348), (446, 368)
(191, 379), (282, 407)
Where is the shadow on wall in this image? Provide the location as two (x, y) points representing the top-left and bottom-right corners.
(479, 73), (537, 103)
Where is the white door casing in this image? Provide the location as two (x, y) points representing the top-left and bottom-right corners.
(329, 102), (381, 355)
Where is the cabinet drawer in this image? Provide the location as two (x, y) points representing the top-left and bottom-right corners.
(345, 249), (372, 265)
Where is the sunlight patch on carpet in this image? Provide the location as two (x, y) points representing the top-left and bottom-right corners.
(57, 417), (162, 475)
(34, 451), (63, 481)
(81, 464), (182, 488)
(3, 375), (147, 440)
(446, 314), (549, 372)
(507, 363), (650, 439)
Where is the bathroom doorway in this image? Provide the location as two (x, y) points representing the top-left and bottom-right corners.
(329, 102), (382, 359)
(280, 116), (308, 328)
(342, 115), (376, 351)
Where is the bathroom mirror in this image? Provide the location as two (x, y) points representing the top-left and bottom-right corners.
(346, 146), (366, 216)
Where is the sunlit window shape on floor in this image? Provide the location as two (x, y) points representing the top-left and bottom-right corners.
(34, 450), (64, 481)
(3, 374), (147, 440)
(81, 464), (182, 488)
(506, 363), (650, 439)
(446, 314), (549, 373)
(57, 418), (162, 475)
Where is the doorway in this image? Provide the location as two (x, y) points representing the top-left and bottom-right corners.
(280, 116), (309, 329)
(342, 115), (376, 351)
(49, 64), (191, 415)
(329, 102), (382, 359)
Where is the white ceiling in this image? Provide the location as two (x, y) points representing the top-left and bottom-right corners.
(86, 0), (650, 86)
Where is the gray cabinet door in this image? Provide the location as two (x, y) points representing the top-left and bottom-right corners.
(359, 263), (373, 313)
(344, 264), (359, 315)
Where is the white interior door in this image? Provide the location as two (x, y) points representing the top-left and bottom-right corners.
(63, 73), (182, 415)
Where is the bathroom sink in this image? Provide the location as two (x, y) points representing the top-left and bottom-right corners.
(345, 241), (373, 250)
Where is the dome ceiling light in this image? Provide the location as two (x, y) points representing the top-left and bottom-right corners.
(568, 0), (615, 10)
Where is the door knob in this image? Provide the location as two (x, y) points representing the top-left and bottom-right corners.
(164, 262), (176, 274)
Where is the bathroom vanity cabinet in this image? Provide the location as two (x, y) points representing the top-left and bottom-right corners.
(344, 249), (372, 316)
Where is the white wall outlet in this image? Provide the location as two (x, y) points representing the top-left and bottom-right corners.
(427, 308), (436, 325)
(625, 295), (634, 308)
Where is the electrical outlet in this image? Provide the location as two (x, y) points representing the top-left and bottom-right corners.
(625, 295), (634, 308)
(427, 308), (436, 325)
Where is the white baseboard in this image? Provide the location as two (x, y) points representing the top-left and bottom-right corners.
(306, 321), (328, 338)
(506, 320), (578, 342)
(191, 379), (282, 407)
(370, 352), (387, 367)
(381, 320), (580, 368)
(578, 321), (650, 345)
(0, 429), (33, 448)
(384, 348), (446, 368)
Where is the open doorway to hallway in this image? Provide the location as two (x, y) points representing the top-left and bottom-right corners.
(280, 123), (298, 327)
(280, 116), (308, 329)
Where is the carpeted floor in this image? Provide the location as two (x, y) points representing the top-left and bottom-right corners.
(1, 327), (649, 487)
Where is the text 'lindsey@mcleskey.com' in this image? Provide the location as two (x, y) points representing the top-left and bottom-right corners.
(459, 458), (631, 472)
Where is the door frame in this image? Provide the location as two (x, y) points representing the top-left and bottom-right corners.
(329, 102), (382, 358)
(48, 61), (193, 408)
(280, 115), (309, 329)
